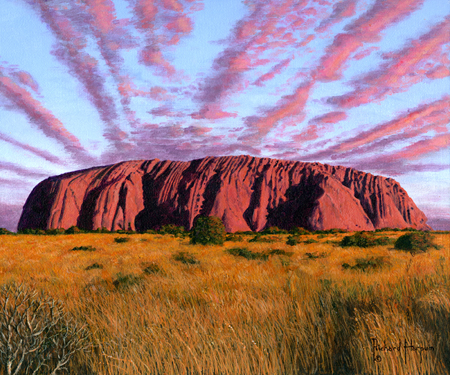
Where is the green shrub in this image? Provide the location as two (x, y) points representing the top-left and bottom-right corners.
(113, 273), (143, 290)
(143, 263), (163, 274)
(342, 256), (390, 272)
(66, 226), (82, 234)
(304, 252), (327, 259)
(226, 248), (293, 261)
(340, 231), (390, 248)
(85, 263), (103, 270)
(303, 238), (319, 244)
(0, 228), (13, 235)
(114, 237), (130, 243)
(45, 228), (66, 235)
(286, 235), (300, 246)
(189, 216), (226, 245)
(160, 224), (185, 236)
(173, 251), (200, 265)
(71, 246), (96, 251)
(94, 227), (110, 233)
(227, 247), (263, 260)
(394, 232), (438, 253)
(248, 235), (280, 243)
(225, 233), (244, 242)
(261, 226), (288, 234)
(289, 227), (310, 235)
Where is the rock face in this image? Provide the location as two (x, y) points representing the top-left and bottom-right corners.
(18, 155), (431, 232)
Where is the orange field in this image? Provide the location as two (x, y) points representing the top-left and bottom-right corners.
(0, 231), (449, 374)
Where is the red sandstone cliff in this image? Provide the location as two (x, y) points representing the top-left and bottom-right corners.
(18, 155), (431, 232)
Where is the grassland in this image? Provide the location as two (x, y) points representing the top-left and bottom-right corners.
(0, 230), (449, 374)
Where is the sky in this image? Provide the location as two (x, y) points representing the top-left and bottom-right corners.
(0, 0), (449, 231)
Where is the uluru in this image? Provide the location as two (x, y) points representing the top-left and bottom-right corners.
(18, 155), (431, 233)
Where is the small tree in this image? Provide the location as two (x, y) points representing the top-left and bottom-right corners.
(0, 283), (90, 375)
(190, 216), (226, 245)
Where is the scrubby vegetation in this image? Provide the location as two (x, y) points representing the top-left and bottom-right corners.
(189, 216), (226, 245)
(71, 245), (96, 251)
(226, 247), (293, 260)
(0, 229), (448, 374)
(114, 237), (130, 243)
(340, 231), (391, 247)
(395, 231), (439, 253)
(342, 256), (390, 271)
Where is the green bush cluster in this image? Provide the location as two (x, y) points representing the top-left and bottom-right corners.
(189, 216), (226, 245)
(394, 232), (438, 253)
(71, 245), (96, 251)
(159, 224), (186, 237)
(172, 251), (200, 265)
(260, 226), (288, 235)
(114, 237), (130, 243)
(340, 232), (391, 248)
(342, 256), (390, 272)
(226, 247), (293, 261)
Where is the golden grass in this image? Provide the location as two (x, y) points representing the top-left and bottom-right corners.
(0, 231), (449, 374)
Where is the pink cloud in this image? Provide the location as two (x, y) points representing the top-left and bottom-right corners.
(336, 96), (450, 152)
(149, 105), (185, 118)
(301, 96), (450, 162)
(294, 111), (347, 142)
(11, 71), (40, 94)
(316, 0), (425, 82)
(194, 0), (325, 118)
(190, 104), (238, 120)
(253, 57), (292, 86)
(426, 65), (450, 79)
(329, 17), (450, 108)
(0, 161), (50, 179)
(241, 80), (314, 143)
(353, 46), (379, 60)
(129, 0), (201, 78)
(0, 70), (93, 163)
(315, 0), (357, 33)
(0, 132), (65, 165)
(24, 0), (129, 148)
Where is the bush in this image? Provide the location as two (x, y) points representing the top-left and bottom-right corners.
(286, 235), (300, 246)
(85, 263), (103, 270)
(226, 248), (293, 261)
(114, 237), (130, 243)
(113, 273), (143, 290)
(261, 226), (288, 234)
(189, 216), (226, 245)
(304, 252), (327, 259)
(0, 228), (13, 235)
(0, 283), (89, 374)
(71, 245), (96, 251)
(394, 232), (438, 253)
(342, 256), (390, 272)
(160, 224), (185, 236)
(172, 251), (200, 265)
(303, 238), (319, 244)
(66, 226), (82, 234)
(289, 227), (310, 235)
(340, 232), (390, 248)
(248, 235), (280, 243)
(45, 228), (66, 235)
(225, 233), (244, 242)
(143, 263), (163, 274)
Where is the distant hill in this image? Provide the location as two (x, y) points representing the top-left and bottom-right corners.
(18, 155), (431, 232)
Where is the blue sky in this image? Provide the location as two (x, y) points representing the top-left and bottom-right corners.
(0, 0), (449, 230)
